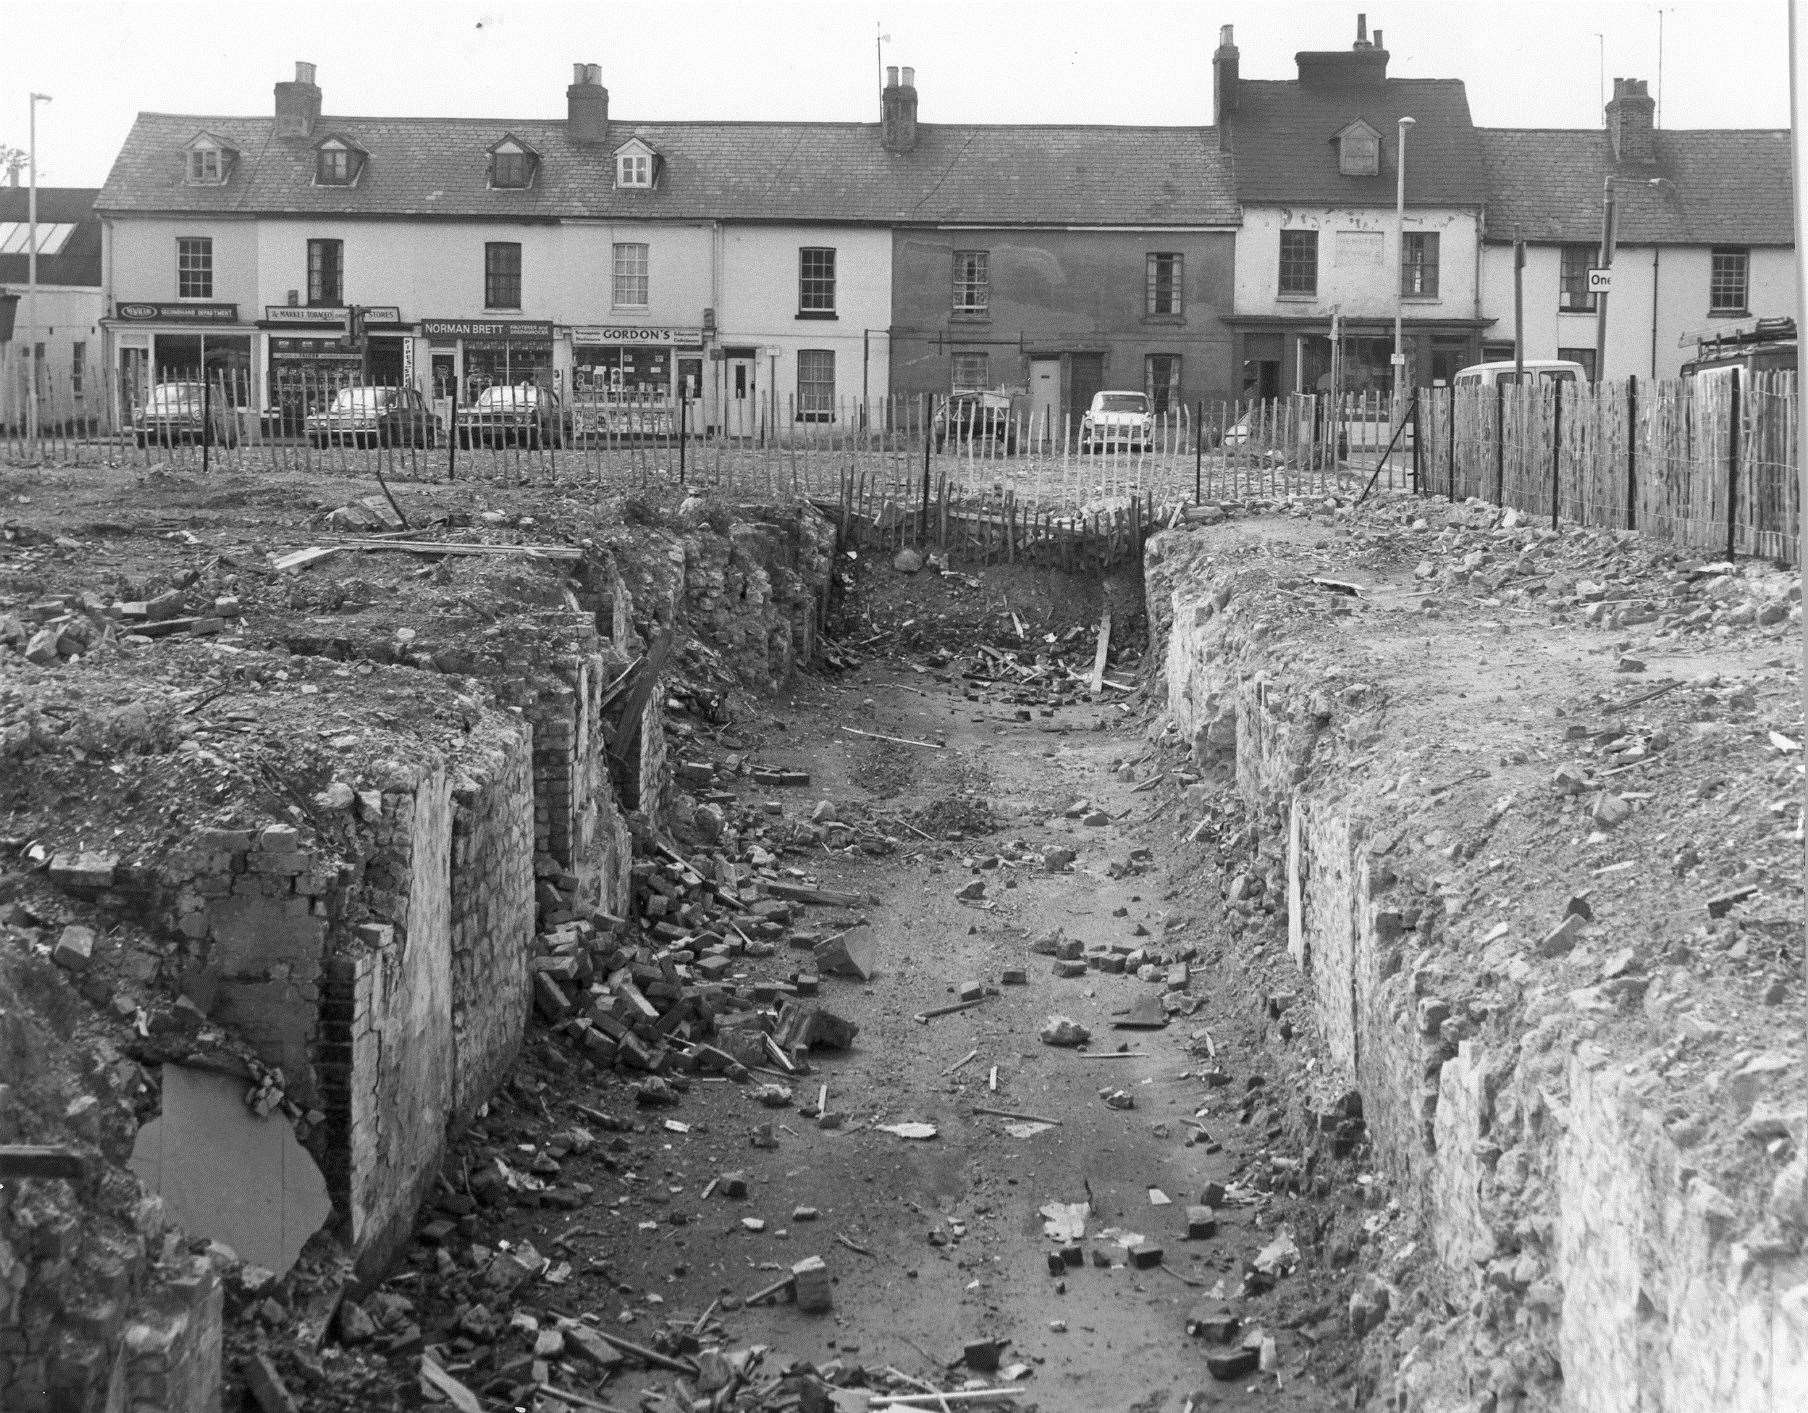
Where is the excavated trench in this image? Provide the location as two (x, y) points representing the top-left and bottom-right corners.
(3, 468), (1801, 1412)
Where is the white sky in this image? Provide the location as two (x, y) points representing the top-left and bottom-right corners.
(5, 0), (1792, 187)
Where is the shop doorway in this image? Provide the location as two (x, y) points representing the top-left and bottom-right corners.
(723, 347), (758, 438)
(366, 336), (405, 387)
(1028, 359), (1059, 445)
(155, 334), (253, 405)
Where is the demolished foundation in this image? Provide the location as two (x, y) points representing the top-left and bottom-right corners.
(1149, 494), (1805, 1410)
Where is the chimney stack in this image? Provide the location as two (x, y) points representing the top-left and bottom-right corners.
(882, 65), (919, 153)
(274, 61), (322, 140)
(1606, 76), (1656, 164)
(1214, 24), (1240, 150)
(568, 62), (610, 145)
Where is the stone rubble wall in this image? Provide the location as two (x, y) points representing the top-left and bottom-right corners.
(1150, 519), (1806, 1412)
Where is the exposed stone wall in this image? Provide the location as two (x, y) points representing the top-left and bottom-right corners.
(115, 1257), (222, 1413)
(449, 719), (536, 1128)
(1150, 518), (1806, 1411)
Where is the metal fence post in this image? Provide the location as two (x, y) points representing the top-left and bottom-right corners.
(1625, 374), (1638, 530)
(1726, 367), (1742, 560)
(1411, 391), (1423, 494)
(1447, 381), (1456, 499)
(1493, 380), (1506, 504)
(1194, 397), (1204, 503)
(679, 393), (687, 485)
(447, 393), (458, 481)
(202, 373), (211, 477)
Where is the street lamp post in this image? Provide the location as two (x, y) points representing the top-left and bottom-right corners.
(1392, 115), (1416, 403)
(26, 92), (52, 461)
(1594, 175), (1668, 380)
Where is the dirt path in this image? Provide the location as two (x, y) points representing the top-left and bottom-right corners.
(398, 655), (1366, 1413)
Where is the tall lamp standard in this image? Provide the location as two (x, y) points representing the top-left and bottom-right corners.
(1593, 174), (1669, 380)
(26, 91), (52, 462)
(1392, 115), (1416, 403)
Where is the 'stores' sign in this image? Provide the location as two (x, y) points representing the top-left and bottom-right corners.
(114, 302), (238, 322)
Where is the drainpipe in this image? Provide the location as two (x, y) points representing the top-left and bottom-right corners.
(1650, 248), (1661, 378)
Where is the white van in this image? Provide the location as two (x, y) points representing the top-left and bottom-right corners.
(1451, 359), (1589, 388)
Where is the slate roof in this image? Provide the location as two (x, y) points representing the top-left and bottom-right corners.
(0, 187), (103, 287)
(1228, 77), (1487, 207)
(96, 114), (1240, 226)
(1478, 128), (1795, 245)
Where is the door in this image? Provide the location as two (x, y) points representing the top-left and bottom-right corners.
(1067, 353), (1105, 429)
(724, 347), (757, 437)
(1028, 358), (1060, 448)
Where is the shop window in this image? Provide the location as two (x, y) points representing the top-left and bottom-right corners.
(315, 137), (363, 186)
(1146, 253), (1183, 316)
(177, 237), (213, 299)
(485, 241), (522, 310)
(1559, 245), (1597, 312)
(72, 341), (85, 397)
(952, 352), (988, 391)
(953, 251), (988, 316)
(1336, 121), (1381, 176)
(613, 243), (649, 307)
(1145, 354), (1181, 416)
(307, 238), (343, 306)
(1709, 247), (1749, 314)
(1279, 230), (1317, 297)
(798, 248), (836, 317)
(797, 349), (834, 420)
(1401, 232), (1439, 297)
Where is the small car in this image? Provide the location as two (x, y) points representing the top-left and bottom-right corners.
(1078, 390), (1153, 453)
(133, 381), (241, 447)
(933, 390), (1020, 451)
(458, 384), (573, 449)
(304, 386), (441, 448)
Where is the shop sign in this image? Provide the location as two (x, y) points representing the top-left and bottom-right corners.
(114, 301), (239, 323)
(264, 305), (347, 325)
(570, 326), (703, 345)
(269, 335), (361, 361)
(362, 306), (404, 324)
(421, 318), (553, 341)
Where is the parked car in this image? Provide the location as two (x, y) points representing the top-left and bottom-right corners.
(133, 382), (241, 447)
(1220, 404), (1352, 461)
(304, 386), (441, 448)
(1450, 359), (1588, 389)
(458, 384), (573, 449)
(933, 390), (1020, 451)
(1078, 390), (1153, 453)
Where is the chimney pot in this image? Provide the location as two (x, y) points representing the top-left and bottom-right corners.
(901, 66), (915, 87)
(886, 65), (899, 87)
(1356, 13), (1369, 46)
(1374, 29), (1383, 49)
(1220, 23), (1233, 45)
(295, 61), (316, 85)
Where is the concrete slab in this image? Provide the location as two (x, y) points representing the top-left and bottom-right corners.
(129, 1064), (331, 1277)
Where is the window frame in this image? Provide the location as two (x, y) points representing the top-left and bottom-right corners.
(1146, 252), (1184, 317)
(796, 348), (836, 421)
(491, 150), (534, 190)
(951, 351), (989, 391)
(1556, 346), (1598, 381)
(71, 340), (85, 397)
(315, 140), (360, 187)
(307, 237), (344, 307)
(1709, 246), (1750, 315)
(1338, 127), (1380, 177)
(798, 246), (837, 318)
(952, 250), (990, 317)
(616, 153), (653, 188)
(1278, 230), (1318, 298)
(1558, 244), (1598, 313)
(176, 236), (214, 300)
(1401, 231), (1440, 298)
(612, 241), (650, 309)
(484, 241), (523, 311)
(186, 147), (223, 185)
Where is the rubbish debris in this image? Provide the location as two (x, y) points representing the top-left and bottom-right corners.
(1039, 1015), (1091, 1047)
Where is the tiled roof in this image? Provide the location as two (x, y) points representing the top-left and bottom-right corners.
(0, 187), (103, 287)
(1478, 128), (1795, 245)
(1228, 78), (1487, 207)
(95, 114), (1240, 226)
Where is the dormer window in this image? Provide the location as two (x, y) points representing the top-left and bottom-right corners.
(614, 137), (658, 189)
(315, 136), (364, 186)
(183, 133), (233, 186)
(1336, 120), (1381, 177)
(488, 135), (539, 190)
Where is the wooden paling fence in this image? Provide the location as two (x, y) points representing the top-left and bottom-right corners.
(1420, 371), (1800, 564)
